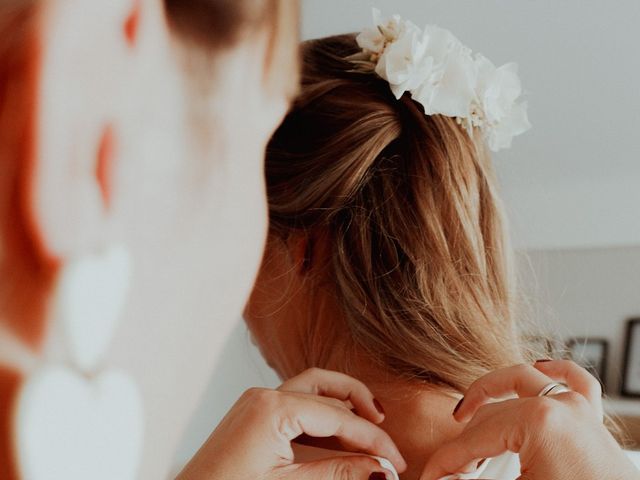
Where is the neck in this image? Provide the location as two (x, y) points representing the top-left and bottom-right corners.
(313, 350), (465, 479)
(284, 290), (465, 478)
(369, 382), (463, 479)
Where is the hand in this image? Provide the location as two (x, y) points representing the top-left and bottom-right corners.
(420, 360), (639, 480)
(178, 368), (406, 480)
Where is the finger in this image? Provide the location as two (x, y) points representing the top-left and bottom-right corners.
(282, 455), (398, 480)
(421, 402), (526, 480)
(287, 390), (353, 412)
(533, 359), (603, 419)
(283, 455), (397, 480)
(454, 364), (553, 422)
(279, 368), (385, 423)
(276, 394), (407, 473)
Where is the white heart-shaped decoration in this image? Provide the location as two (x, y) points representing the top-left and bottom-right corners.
(16, 366), (144, 480)
(56, 245), (132, 372)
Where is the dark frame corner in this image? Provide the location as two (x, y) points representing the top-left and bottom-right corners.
(621, 318), (640, 398)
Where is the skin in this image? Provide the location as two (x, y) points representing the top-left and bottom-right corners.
(245, 234), (466, 479)
(4, 0), (287, 478)
(179, 368), (406, 479)
(422, 361), (639, 480)
(245, 234), (640, 479)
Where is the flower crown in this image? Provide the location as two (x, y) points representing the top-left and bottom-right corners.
(349, 9), (531, 152)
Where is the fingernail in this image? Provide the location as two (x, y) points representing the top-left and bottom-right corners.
(369, 473), (388, 480)
(535, 359), (552, 363)
(372, 456), (400, 479)
(452, 397), (464, 416)
(373, 398), (386, 416)
(460, 459), (482, 473)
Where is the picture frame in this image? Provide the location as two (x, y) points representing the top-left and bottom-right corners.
(621, 318), (640, 398)
(566, 337), (608, 392)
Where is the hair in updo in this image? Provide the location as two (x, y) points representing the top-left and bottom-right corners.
(265, 34), (526, 391)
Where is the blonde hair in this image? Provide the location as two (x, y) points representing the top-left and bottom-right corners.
(265, 34), (525, 391)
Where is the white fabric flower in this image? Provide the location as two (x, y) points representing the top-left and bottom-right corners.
(375, 26), (434, 98)
(356, 8), (407, 55)
(411, 26), (477, 118)
(353, 9), (531, 152)
(474, 54), (531, 151)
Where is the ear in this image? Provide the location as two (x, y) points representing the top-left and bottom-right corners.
(287, 234), (311, 274)
(28, 0), (142, 260)
(289, 228), (336, 275)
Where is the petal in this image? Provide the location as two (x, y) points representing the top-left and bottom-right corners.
(505, 101), (532, 135)
(493, 63), (522, 105)
(356, 29), (384, 53)
(412, 82), (438, 114)
(429, 50), (477, 117)
(474, 54), (496, 94)
(484, 101), (531, 151)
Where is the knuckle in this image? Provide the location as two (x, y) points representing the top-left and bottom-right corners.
(562, 390), (584, 404)
(368, 430), (392, 453)
(327, 397), (348, 409)
(304, 367), (326, 378)
(527, 397), (564, 431)
(474, 402), (496, 420)
(334, 457), (378, 480)
(585, 376), (603, 396)
(514, 362), (533, 374)
(275, 409), (303, 440)
(333, 462), (359, 480)
(562, 390), (591, 412)
(243, 387), (281, 410)
(477, 383), (491, 402)
(463, 379), (483, 404)
(465, 383), (493, 413)
(240, 387), (263, 400)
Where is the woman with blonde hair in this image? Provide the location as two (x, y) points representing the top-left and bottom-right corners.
(246, 12), (640, 480)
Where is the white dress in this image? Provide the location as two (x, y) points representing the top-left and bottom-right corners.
(469, 452), (520, 478)
(458, 449), (640, 479)
(379, 450), (640, 479)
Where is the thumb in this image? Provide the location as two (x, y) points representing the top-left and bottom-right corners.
(291, 455), (397, 480)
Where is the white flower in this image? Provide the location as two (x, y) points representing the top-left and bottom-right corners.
(356, 9), (409, 56)
(411, 26), (477, 118)
(375, 26), (434, 98)
(353, 9), (531, 152)
(474, 54), (531, 151)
